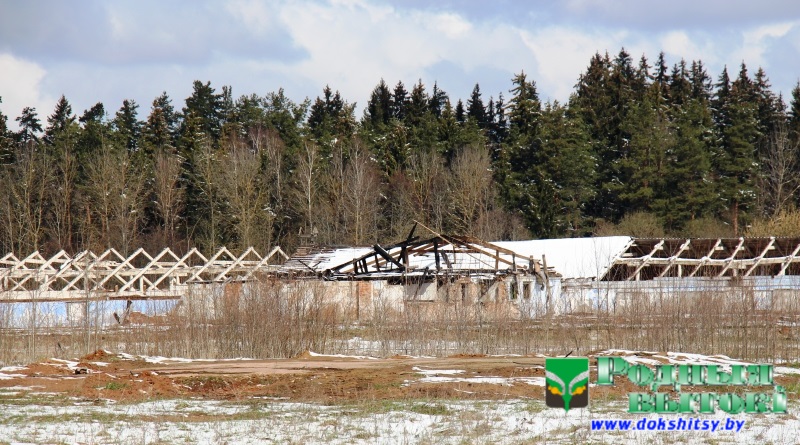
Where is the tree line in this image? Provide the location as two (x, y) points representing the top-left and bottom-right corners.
(1, 48), (800, 257)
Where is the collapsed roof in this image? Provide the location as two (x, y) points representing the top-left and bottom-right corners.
(604, 237), (800, 281)
(280, 224), (632, 281)
(282, 233), (800, 283)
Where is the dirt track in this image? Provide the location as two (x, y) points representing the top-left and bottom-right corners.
(0, 350), (556, 403)
(2, 350), (797, 405)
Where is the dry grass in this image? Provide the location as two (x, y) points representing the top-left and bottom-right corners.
(0, 277), (798, 365)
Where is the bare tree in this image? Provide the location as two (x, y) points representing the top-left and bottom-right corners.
(407, 150), (449, 231)
(83, 145), (146, 253)
(216, 136), (272, 251)
(0, 145), (53, 254)
(758, 124), (800, 217)
(48, 132), (79, 253)
(342, 141), (381, 244)
(152, 148), (184, 248)
(292, 141), (320, 237)
(193, 141), (222, 252)
(448, 144), (495, 237)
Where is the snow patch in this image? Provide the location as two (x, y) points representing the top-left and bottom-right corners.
(306, 351), (378, 360)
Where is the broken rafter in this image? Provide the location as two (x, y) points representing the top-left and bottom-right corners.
(687, 238), (723, 278)
(743, 237), (776, 277)
(625, 240), (665, 281)
(716, 238), (745, 278)
(778, 241), (800, 277)
(658, 239), (691, 278)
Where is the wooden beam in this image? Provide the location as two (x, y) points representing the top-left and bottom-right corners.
(778, 241), (800, 276)
(744, 237), (775, 277)
(716, 238), (745, 278)
(626, 240), (665, 281)
(687, 239), (722, 277)
(658, 239), (691, 278)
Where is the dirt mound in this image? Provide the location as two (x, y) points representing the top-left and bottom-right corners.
(294, 350), (314, 360)
(82, 349), (114, 361)
(24, 362), (74, 376)
(448, 353), (487, 359)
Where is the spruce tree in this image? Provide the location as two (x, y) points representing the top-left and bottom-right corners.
(45, 95), (75, 145)
(428, 82), (448, 118)
(466, 83), (486, 128)
(144, 93), (178, 151)
(180, 80), (223, 152)
(113, 99), (141, 153)
(0, 97), (13, 164)
(455, 100), (465, 123)
(668, 60), (692, 106)
(712, 64), (760, 234)
(690, 60), (712, 103)
(406, 80), (429, 126)
(76, 103), (107, 159)
(653, 98), (715, 231)
(364, 79), (392, 128)
(392, 81), (408, 121)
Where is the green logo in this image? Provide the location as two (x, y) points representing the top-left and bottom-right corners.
(545, 357), (589, 411)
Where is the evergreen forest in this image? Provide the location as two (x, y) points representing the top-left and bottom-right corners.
(2, 49), (800, 257)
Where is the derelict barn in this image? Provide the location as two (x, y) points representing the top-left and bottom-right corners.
(2, 229), (800, 321)
(277, 232), (800, 319)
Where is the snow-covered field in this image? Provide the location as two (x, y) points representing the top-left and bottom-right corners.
(1, 394), (798, 445)
(1, 348), (799, 444)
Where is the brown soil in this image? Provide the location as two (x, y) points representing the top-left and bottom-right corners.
(0, 349), (796, 404)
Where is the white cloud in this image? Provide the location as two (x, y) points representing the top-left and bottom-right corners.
(273, 0), (534, 107)
(3, 0), (800, 129)
(225, 0), (276, 35)
(0, 53), (55, 129)
(735, 22), (797, 68)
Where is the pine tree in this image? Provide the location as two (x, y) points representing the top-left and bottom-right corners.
(652, 51), (670, 106)
(633, 54), (651, 100)
(653, 98), (715, 230)
(428, 82), (448, 118)
(44, 95), (75, 145)
(455, 100), (465, 123)
(113, 99), (141, 153)
(752, 67), (784, 148)
(392, 81), (408, 121)
(263, 88), (310, 151)
(489, 92), (508, 145)
(180, 80), (223, 152)
(144, 93), (178, 151)
(308, 86), (354, 147)
(690, 60), (712, 103)
(77, 103), (107, 159)
(406, 80), (429, 126)
(466, 83), (486, 128)
(0, 97), (13, 164)
(668, 60), (692, 106)
(308, 85), (337, 141)
(507, 72), (541, 134)
(712, 64), (761, 234)
(364, 79), (392, 128)
(525, 101), (595, 237)
(616, 98), (669, 215)
(15, 107), (43, 145)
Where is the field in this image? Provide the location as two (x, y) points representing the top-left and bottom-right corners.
(2, 280), (800, 443)
(1, 348), (799, 444)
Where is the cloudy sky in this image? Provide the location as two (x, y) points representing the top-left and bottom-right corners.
(2, 0), (800, 128)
